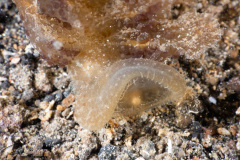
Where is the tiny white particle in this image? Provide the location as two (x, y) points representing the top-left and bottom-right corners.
(167, 138), (173, 154)
(53, 41), (63, 50)
(73, 20), (82, 28)
(235, 107), (240, 115)
(209, 96), (217, 104)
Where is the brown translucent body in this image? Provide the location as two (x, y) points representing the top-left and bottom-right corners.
(13, 0), (222, 66)
(13, 0), (223, 130)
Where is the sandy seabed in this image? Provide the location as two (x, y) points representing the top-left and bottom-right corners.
(0, 0), (240, 159)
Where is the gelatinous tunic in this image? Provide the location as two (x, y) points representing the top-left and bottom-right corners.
(13, 0), (222, 130)
(71, 58), (186, 130)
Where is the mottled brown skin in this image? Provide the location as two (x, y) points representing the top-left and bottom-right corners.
(14, 0), (83, 66)
(14, 0), (222, 66)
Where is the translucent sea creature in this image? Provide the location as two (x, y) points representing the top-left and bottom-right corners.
(70, 58), (186, 130)
(13, 0), (222, 130)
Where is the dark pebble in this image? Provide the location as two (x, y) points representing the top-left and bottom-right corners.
(192, 132), (199, 138)
(20, 55), (28, 65)
(3, 63), (10, 71)
(26, 53), (37, 61)
(4, 55), (11, 63)
(0, 54), (4, 63)
(98, 144), (117, 160)
(7, 2), (15, 10)
(11, 89), (22, 99)
(0, 11), (9, 23)
(10, 64), (16, 68)
(20, 54), (31, 65)
(192, 121), (202, 133)
(0, 44), (4, 49)
(1, 80), (10, 90)
(44, 137), (62, 148)
(20, 53), (37, 67)
(43, 94), (55, 102)
(54, 91), (63, 102)
(15, 147), (24, 154)
(22, 89), (35, 101)
(63, 88), (71, 98)
(0, 24), (5, 34)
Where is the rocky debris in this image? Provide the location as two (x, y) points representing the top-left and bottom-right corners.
(0, 104), (25, 132)
(9, 64), (32, 91)
(217, 128), (231, 136)
(98, 144), (118, 160)
(136, 137), (156, 159)
(34, 65), (52, 92)
(53, 70), (70, 90)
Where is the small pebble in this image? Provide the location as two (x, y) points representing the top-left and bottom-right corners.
(61, 108), (71, 117)
(62, 94), (75, 107)
(48, 100), (55, 110)
(63, 88), (71, 97)
(236, 140), (240, 150)
(39, 101), (49, 110)
(176, 114), (193, 128)
(54, 91), (63, 102)
(202, 136), (212, 148)
(35, 99), (41, 106)
(236, 107), (240, 115)
(44, 137), (62, 147)
(192, 121), (202, 133)
(2, 136), (13, 158)
(217, 128), (230, 136)
(1, 80), (10, 90)
(167, 138), (173, 154)
(136, 137), (156, 159)
(39, 110), (53, 121)
(9, 65), (32, 90)
(98, 145), (117, 160)
(2, 50), (16, 58)
(10, 57), (20, 64)
(204, 127), (217, 136)
(22, 89), (34, 101)
(44, 94), (55, 102)
(229, 125), (237, 136)
(125, 136), (132, 147)
(34, 69), (52, 92)
(20, 53), (34, 65)
(0, 54), (4, 63)
(10, 64), (16, 68)
(206, 77), (218, 86)
(57, 105), (66, 111)
(53, 72), (69, 89)
(0, 76), (7, 82)
(7, 86), (14, 94)
(11, 89), (21, 98)
(209, 96), (217, 104)
(12, 43), (18, 50)
(226, 77), (240, 93)
(218, 92), (227, 100)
